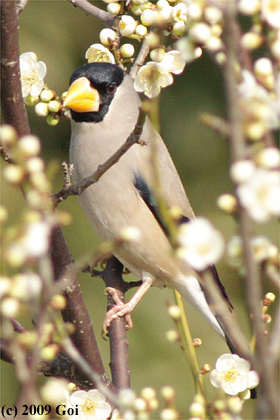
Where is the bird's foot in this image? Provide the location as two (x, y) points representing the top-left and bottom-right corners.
(102, 287), (133, 338)
(91, 252), (114, 269)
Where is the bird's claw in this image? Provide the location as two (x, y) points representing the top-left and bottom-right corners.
(102, 287), (133, 339)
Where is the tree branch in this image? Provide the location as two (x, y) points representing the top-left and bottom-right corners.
(52, 109), (146, 206)
(66, 0), (115, 27)
(102, 257), (131, 389)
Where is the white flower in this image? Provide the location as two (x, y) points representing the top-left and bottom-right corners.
(237, 168), (280, 223)
(134, 62), (173, 98)
(189, 22), (211, 44)
(175, 37), (196, 64)
(85, 43), (115, 64)
(261, 0), (280, 28)
(119, 15), (137, 36)
(171, 2), (188, 22)
(20, 52), (47, 98)
(160, 50), (185, 74)
(177, 217), (224, 271)
(24, 221), (50, 258)
(238, 70), (279, 130)
(67, 389), (112, 420)
(210, 354), (259, 396)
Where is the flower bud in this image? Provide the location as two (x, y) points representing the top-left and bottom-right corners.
(141, 9), (157, 26)
(107, 2), (121, 14)
(46, 114), (60, 126)
(256, 147), (280, 169)
(48, 100), (61, 113)
(3, 165), (25, 184)
(141, 387), (156, 400)
(160, 408), (178, 420)
(135, 24), (148, 37)
(40, 89), (54, 102)
(50, 294), (67, 310)
(18, 135), (41, 157)
(172, 21), (186, 37)
(189, 23), (211, 44)
(168, 305), (181, 321)
(161, 386), (175, 403)
(166, 329), (179, 342)
(150, 48), (165, 62)
(264, 292), (276, 306)
(99, 28), (117, 45)
(119, 15), (137, 36)
(217, 194), (237, 213)
(241, 32), (263, 50)
(35, 102), (49, 117)
(24, 95), (39, 106)
(41, 344), (60, 361)
(120, 43), (135, 58)
(0, 125), (17, 147)
(25, 157), (45, 173)
(230, 160), (255, 183)
(1, 297), (20, 317)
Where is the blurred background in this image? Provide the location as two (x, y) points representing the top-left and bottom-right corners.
(1, 1), (278, 418)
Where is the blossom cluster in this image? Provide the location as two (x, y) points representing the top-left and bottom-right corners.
(0, 125), (70, 360)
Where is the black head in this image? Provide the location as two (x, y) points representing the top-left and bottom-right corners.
(67, 62), (125, 123)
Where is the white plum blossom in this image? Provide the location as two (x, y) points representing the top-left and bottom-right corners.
(67, 389), (112, 420)
(171, 2), (188, 22)
(177, 217), (225, 271)
(119, 15), (137, 36)
(261, 0), (280, 28)
(210, 354), (259, 396)
(134, 61), (173, 98)
(20, 52), (47, 98)
(238, 70), (279, 130)
(160, 50), (186, 74)
(85, 43), (115, 64)
(237, 168), (280, 223)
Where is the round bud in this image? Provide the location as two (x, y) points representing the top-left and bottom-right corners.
(230, 160), (255, 184)
(50, 294), (67, 310)
(99, 28), (117, 45)
(107, 2), (121, 14)
(217, 194), (237, 213)
(135, 24), (148, 37)
(24, 95), (39, 106)
(18, 135), (41, 157)
(1, 297), (20, 317)
(120, 43), (135, 58)
(48, 100), (61, 113)
(0, 125), (17, 147)
(40, 89), (54, 102)
(160, 408), (178, 420)
(3, 165), (25, 184)
(46, 114), (60, 126)
(161, 386), (175, 402)
(35, 102), (49, 117)
(150, 48), (165, 62)
(25, 157), (45, 173)
(168, 305), (181, 321)
(141, 387), (156, 400)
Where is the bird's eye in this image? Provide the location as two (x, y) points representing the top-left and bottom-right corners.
(106, 83), (117, 95)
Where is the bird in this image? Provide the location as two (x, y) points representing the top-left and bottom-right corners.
(63, 62), (237, 352)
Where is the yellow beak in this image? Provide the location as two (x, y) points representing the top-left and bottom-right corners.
(63, 76), (100, 113)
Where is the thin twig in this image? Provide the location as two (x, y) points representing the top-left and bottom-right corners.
(66, 0), (115, 27)
(130, 35), (150, 79)
(52, 109), (146, 206)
